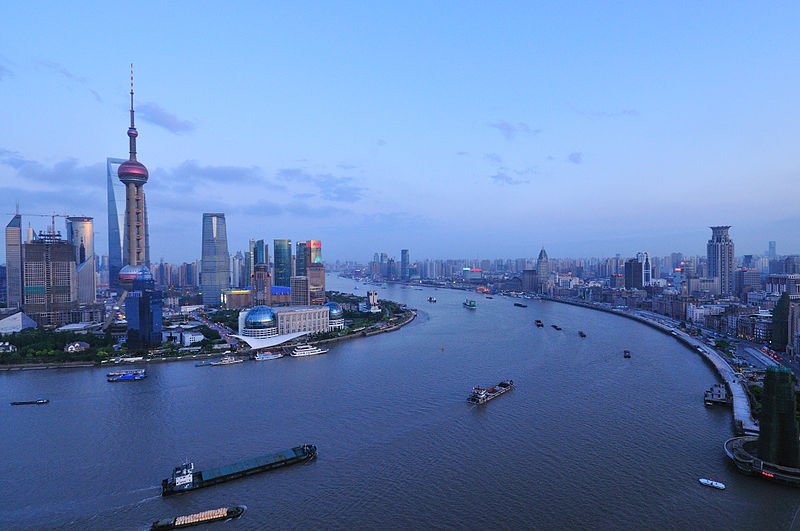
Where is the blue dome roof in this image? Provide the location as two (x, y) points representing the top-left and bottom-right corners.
(119, 264), (152, 288)
(324, 302), (343, 319)
(245, 306), (276, 328)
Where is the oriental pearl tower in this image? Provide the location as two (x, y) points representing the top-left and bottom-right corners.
(118, 65), (151, 288)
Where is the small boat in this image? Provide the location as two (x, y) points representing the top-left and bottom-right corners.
(551, 325), (562, 331)
(151, 505), (246, 529)
(514, 302), (528, 308)
(10, 399), (49, 406)
(210, 355), (243, 366)
(485, 296), (494, 299)
(579, 331), (586, 338)
(467, 380), (514, 405)
(195, 360), (214, 367)
(291, 344), (329, 357)
(698, 478), (725, 490)
(427, 296), (437, 303)
(254, 352), (284, 361)
(535, 320), (544, 328)
(624, 350), (631, 359)
(463, 299), (477, 309)
(108, 370), (147, 382)
(106, 368), (145, 377)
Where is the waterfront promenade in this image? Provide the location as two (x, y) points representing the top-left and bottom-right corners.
(544, 296), (759, 435)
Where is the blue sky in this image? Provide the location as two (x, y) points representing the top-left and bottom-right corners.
(1, 2), (798, 263)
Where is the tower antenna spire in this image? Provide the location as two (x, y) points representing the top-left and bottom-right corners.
(127, 63), (138, 161)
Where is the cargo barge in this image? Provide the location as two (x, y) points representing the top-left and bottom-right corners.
(467, 380), (514, 405)
(151, 505), (245, 529)
(162, 444), (317, 496)
(10, 399), (49, 406)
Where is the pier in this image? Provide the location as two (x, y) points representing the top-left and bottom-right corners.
(545, 296), (759, 435)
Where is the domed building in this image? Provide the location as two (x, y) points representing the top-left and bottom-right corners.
(324, 302), (345, 330)
(238, 304), (333, 340)
(238, 305), (277, 339)
(118, 264), (152, 290)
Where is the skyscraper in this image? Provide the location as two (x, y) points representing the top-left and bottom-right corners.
(65, 217), (96, 304)
(106, 157), (126, 289)
(290, 276), (310, 306)
(22, 229), (78, 326)
(253, 263), (271, 305)
(707, 226), (735, 296)
(5, 214), (22, 309)
(758, 366), (800, 467)
(117, 66), (150, 270)
(636, 251), (651, 286)
(125, 268), (163, 350)
(401, 249), (410, 280)
(273, 239), (292, 288)
(201, 213), (230, 306)
(768, 241), (777, 260)
(296, 241), (308, 277)
(624, 258), (643, 289)
(253, 239), (267, 265)
(536, 248), (549, 292)
(307, 262), (326, 305)
(308, 240), (322, 264)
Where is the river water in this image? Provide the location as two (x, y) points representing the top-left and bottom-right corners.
(1, 275), (797, 529)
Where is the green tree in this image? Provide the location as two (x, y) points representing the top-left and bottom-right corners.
(771, 292), (790, 352)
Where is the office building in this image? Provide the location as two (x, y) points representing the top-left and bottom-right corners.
(296, 241), (307, 277)
(401, 249), (410, 280)
(636, 251), (651, 286)
(768, 241), (777, 260)
(125, 268), (162, 350)
(308, 240), (322, 264)
(65, 217), (96, 304)
(307, 263), (326, 305)
(117, 68), (151, 270)
(253, 239), (267, 266)
(238, 304), (331, 339)
(624, 258), (643, 290)
(22, 230), (78, 326)
(707, 226), (735, 296)
(253, 263), (271, 305)
(290, 276), (310, 306)
(5, 214), (22, 309)
(0, 265), (6, 307)
(273, 239), (292, 287)
(536, 248), (549, 292)
(106, 157), (127, 289)
(201, 213), (230, 306)
(758, 366), (800, 467)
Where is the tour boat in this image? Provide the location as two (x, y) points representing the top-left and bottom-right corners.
(290, 344), (329, 357)
(254, 352), (284, 361)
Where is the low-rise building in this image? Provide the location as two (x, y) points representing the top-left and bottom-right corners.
(238, 304), (334, 339)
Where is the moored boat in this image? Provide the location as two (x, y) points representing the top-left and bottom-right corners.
(10, 399), (49, 406)
(467, 380), (514, 405)
(254, 352), (283, 361)
(698, 478), (725, 490)
(151, 505), (245, 529)
(107, 368), (145, 377)
(291, 344), (329, 357)
(108, 370), (147, 382)
(162, 444), (317, 496)
(210, 355), (243, 366)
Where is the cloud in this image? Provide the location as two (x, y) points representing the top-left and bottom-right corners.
(277, 168), (365, 202)
(38, 60), (102, 102)
(489, 172), (529, 185)
(137, 102), (196, 134)
(489, 120), (541, 140)
(456, 151), (469, 156)
(376, 139), (387, 147)
(578, 108), (639, 118)
(567, 152), (583, 164)
(0, 63), (11, 81)
(485, 152), (503, 164)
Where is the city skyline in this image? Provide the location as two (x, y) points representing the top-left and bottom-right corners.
(1, 3), (799, 262)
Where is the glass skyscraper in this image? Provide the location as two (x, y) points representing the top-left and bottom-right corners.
(106, 157), (126, 290)
(201, 213), (230, 306)
(296, 241), (307, 277)
(126, 269), (163, 350)
(66, 217), (96, 304)
(273, 239), (292, 288)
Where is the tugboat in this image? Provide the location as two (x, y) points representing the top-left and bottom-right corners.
(151, 506), (245, 529)
(624, 350), (631, 359)
(579, 331), (586, 338)
(10, 399), (49, 406)
(162, 444), (317, 496)
(467, 380), (514, 404)
(535, 320), (544, 328)
(463, 299), (477, 310)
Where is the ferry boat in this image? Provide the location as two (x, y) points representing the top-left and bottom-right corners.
(579, 331), (586, 338)
(467, 380), (514, 405)
(108, 370), (147, 382)
(151, 505), (245, 529)
(624, 349), (631, 359)
(535, 320), (544, 328)
(698, 478), (725, 490)
(291, 344), (329, 357)
(254, 352), (283, 361)
(463, 299), (477, 309)
(514, 302), (528, 308)
(10, 399), (49, 406)
(210, 355), (243, 366)
(162, 444), (317, 496)
(106, 368), (145, 377)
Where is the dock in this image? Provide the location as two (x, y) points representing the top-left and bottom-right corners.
(704, 383), (731, 406)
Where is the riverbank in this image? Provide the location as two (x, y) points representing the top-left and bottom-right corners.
(543, 296), (759, 435)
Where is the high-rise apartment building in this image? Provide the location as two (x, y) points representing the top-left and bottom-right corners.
(106, 157), (126, 289)
(201, 213), (230, 306)
(273, 239), (292, 287)
(65, 217), (96, 304)
(401, 249), (410, 280)
(707, 226), (735, 297)
(5, 214), (23, 309)
(22, 230), (78, 326)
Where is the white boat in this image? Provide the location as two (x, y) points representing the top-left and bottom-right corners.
(290, 344), (329, 357)
(254, 352), (284, 361)
(210, 355), (244, 366)
(698, 478), (725, 490)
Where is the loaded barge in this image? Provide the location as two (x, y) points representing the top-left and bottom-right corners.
(162, 444), (317, 496)
(468, 380), (514, 405)
(151, 505), (245, 529)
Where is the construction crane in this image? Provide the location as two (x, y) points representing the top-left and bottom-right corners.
(3, 211), (89, 238)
